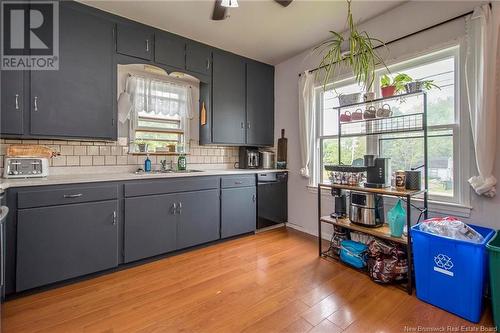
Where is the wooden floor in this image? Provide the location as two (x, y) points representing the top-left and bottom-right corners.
(3, 227), (494, 333)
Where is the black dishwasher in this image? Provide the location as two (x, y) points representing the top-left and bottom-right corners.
(257, 172), (288, 229)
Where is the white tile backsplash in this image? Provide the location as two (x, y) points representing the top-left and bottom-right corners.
(0, 138), (241, 174)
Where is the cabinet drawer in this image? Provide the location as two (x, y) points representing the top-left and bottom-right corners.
(221, 175), (255, 188)
(124, 177), (219, 197)
(18, 185), (118, 209)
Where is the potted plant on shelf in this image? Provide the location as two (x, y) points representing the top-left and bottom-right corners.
(315, 0), (387, 98)
(404, 79), (440, 93)
(380, 73), (412, 97)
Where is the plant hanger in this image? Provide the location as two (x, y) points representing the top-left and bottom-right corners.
(314, 0), (387, 91)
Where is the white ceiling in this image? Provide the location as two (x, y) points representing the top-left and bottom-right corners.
(80, 0), (406, 65)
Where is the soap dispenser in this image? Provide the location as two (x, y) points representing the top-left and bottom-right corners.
(144, 154), (152, 172)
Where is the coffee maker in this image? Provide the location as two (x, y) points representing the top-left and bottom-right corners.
(364, 155), (391, 188)
(330, 188), (347, 218)
(239, 147), (260, 169)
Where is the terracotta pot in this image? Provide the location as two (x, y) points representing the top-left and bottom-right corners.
(381, 85), (397, 98)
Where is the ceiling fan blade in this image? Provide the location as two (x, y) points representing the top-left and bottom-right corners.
(275, 0), (293, 7)
(212, 0), (228, 20)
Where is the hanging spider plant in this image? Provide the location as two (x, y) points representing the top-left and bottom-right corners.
(314, 0), (387, 91)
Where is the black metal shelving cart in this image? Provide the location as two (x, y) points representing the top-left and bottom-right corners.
(317, 91), (430, 295)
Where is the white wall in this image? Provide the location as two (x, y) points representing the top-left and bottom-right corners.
(275, 1), (500, 236)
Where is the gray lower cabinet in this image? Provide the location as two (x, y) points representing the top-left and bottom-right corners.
(124, 189), (220, 261)
(176, 189), (220, 249)
(221, 186), (256, 238)
(124, 194), (177, 263)
(16, 200), (119, 292)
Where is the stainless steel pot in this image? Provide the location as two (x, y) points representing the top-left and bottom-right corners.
(260, 151), (275, 169)
(349, 191), (384, 227)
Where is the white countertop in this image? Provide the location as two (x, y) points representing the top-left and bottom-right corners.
(0, 169), (287, 190)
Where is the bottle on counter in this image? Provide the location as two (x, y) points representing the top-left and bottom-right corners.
(144, 154), (152, 172)
(177, 153), (186, 171)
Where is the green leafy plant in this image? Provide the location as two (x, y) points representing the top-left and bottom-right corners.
(315, 0), (387, 91)
(381, 73), (413, 93)
(418, 79), (440, 90)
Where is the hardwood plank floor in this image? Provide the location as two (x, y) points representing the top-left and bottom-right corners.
(2, 227), (494, 333)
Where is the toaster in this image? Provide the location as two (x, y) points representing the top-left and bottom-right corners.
(3, 157), (49, 178)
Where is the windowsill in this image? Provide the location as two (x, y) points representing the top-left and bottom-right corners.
(306, 184), (472, 218)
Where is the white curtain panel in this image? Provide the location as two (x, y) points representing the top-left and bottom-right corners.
(298, 71), (315, 179)
(465, 4), (499, 197)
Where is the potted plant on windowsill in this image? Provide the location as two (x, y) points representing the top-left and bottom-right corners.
(404, 79), (440, 93)
(380, 73), (412, 98)
(315, 0), (387, 96)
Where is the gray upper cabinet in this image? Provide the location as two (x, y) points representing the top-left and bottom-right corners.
(1, 71), (24, 135)
(116, 23), (154, 61)
(155, 32), (186, 69)
(186, 41), (212, 76)
(30, 4), (115, 140)
(176, 189), (220, 249)
(16, 200), (119, 292)
(221, 186), (256, 238)
(246, 62), (275, 146)
(212, 51), (246, 144)
(124, 194), (177, 263)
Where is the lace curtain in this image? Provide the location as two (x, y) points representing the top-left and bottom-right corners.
(128, 75), (194, 119)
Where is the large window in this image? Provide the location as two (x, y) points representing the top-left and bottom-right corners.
(315, 46), (463, 204)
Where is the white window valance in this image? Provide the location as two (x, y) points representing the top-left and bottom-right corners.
(128, 75), (194, 119)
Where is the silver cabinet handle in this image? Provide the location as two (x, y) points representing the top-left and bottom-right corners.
(146, 39), (149, 52)
(34, 96), (38, 111)
(206, 59), (210, 70)
(15, 94), (19, 110)
(171, 202), (177, 215)
(177, 202), (182, 215)
(252, 194), (256, 202)
(63, 193), (83, 198)
(247, 122), (251, 129)
(234, 181), (243, 185)
(112, 211), (117, 225)
(240, 122), (244, 129)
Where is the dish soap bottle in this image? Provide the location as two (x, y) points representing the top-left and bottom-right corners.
(144, 154), (152, 172)
(177, 153), (186, 171)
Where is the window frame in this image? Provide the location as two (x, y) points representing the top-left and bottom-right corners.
(130, 76), (191, 153)
(314, 45), (470, 207)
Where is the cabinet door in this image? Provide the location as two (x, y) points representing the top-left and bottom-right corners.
(155, 32), (185, 69)
(246, 62), (275, 146)
(1, 71), (23, 135)
(186, 41), (211, 75)
(124, 194), (177, 263)
(30, 5), (115, 139)
(16, 201), (119, 292)
(116, 23), (153, 61)
(176, 190), (220, 249)
(221, 187), (256, 238)
(212, 52), (246, 144)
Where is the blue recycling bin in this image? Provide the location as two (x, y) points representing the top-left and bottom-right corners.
(411, 223), (495, 323)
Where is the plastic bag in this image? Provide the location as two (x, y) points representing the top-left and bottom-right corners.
(366, 239), (408, 283)
(387, 199), (406, 237)
(340, 240), (367, 269)
(419, 217), (484, 243)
